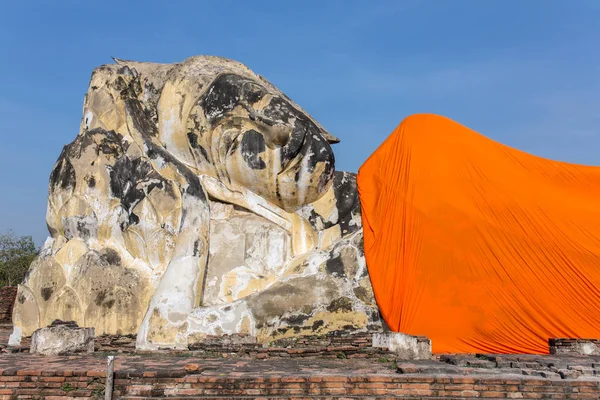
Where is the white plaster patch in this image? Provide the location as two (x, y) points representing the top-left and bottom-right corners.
(372, 332), (432, 360)
(188, 301), (255, 336)
(8, 326), (22, 347)
(83, 110), (94, 130)
(39, 237), (55, 258)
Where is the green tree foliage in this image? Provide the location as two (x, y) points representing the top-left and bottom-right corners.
(0, 231), (38, 287)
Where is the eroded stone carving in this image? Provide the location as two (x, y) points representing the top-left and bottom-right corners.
(12, 56), (381, 349)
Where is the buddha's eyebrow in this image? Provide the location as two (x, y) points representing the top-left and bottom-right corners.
(238, 82), (272, 125)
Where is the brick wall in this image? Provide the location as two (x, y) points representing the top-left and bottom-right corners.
(0, 354), (598, 399)
(0, 287), (17, 323)
(114, 375), (600, 398)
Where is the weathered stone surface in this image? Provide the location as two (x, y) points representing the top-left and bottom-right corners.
(372, 332), (432, 360)
(30, 320), (94, 355)
(12, 55), (381, 350)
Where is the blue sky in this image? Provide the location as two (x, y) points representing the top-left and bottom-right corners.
(1, 0), (599, 245)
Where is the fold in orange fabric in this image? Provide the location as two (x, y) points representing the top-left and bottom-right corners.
(357, 114), (600, 354)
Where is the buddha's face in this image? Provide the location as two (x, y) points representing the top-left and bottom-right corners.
(191, 73), (336, 211)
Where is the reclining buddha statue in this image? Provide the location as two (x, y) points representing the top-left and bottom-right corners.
(11, 56), (381, 349)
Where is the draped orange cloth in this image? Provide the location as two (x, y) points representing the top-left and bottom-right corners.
(357, 114), (600, 354)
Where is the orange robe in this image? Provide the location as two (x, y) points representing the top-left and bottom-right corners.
(357, 114), (600, 354)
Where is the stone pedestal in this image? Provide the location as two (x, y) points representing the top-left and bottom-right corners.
(549, 338), (600, 356)
(30, 320), (94, 355)
(372, 332), (432, 360)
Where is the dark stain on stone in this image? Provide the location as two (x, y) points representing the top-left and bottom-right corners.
(101, 248), (121, 266)
(333, 171), (361, 237)
(187, 132), (210, 162)
(306, 208), (334, 231)
(50, 157), (76, 190)
(353, 286), (370, 303)
(248, 276), (337, 324)
(72, 128), (128, 158)
(97, 134), (127, 156)
(87, 175), (96, 188)
(128, 213), (140, 227)
(370, 309), (382, 322)
(193, 240), (201, 257)
(40, 287), (53, 301)
(262, 96), (295, 125)
(327, 297), (353, 313)
(282, 313), (310, 326)
(108, 155), (164, 214)
(18, 294), (26, 304)
(75, 218), (94, 240)
(124, 98), (158, 136)
(198, 145), (209, 162)
(243, 82), (266, 105)
(201, 74), (266, 126)
(333, 172), (357, 214)
(325, 256), (345, 277)
(114, 74), (142, 101)
(104, 299), (115, 309)
(276, 327), (289, 335)
(201, 74), (244, 123)
(95, 290), (108, 306)
(240, 130), (267, 170)
(312, 320), (324, 330)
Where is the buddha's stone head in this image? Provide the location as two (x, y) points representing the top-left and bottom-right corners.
(83, 56), (338, 211)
